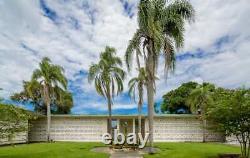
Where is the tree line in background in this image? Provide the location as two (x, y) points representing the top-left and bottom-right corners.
(161, 81), (213, 114)
(161, 81), (250, 158)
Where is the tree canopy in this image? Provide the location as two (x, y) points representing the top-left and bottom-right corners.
(11, 58), (73, 114)
(207, 89), (250, 158)
(161, 82), (221, 114)
(161, 81), (198, 114)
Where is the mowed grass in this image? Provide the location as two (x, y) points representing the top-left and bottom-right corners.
(0, 142), (108, 158)
(144, 142), (240, 158)
(0, 142), (240, 158)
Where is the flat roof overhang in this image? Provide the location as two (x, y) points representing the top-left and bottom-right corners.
(35, 114), (199, 119)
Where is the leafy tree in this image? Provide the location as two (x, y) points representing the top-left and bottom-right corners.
(186, 83), (215, 142)
(186, 83), (215, 114)
(88, 46), (125, 135)
(11, 80), (45, 113)
(11, 81), (73, 114)
(161, 81), (198, 113)
(207, 89), (250, 158)
(53, 87), (73, 114)
(125, 0), (195, 150)
(31, 57), (68, 141)
(128, 68), (147, 134)
(0, 103), (36, 145)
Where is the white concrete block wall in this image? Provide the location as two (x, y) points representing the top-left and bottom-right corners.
(153, 116), (224, 142)
(29, 116), (107, 142)
(28, 115), (225, 143)
(226, 136), (239, 145)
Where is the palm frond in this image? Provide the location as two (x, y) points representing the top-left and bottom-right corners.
(167, 0), (195, 23)
(88, 64), (101, 83)
(32, 69), (43, 81)
(125, 29), (143, 71)
(164, 36), (176, 75)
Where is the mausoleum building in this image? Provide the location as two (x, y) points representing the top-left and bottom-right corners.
(28, 114), (224, 142)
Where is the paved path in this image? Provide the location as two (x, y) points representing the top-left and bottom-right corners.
(109, 151), (143, 158)
(91, 147), (160, 158)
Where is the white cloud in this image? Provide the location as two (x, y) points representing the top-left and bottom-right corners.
(0, 0), (250, 113)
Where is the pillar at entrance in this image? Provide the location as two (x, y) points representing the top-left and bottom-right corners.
(133, 118), (135, 133)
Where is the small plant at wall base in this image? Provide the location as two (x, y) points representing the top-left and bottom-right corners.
(207, 89), (250, 158)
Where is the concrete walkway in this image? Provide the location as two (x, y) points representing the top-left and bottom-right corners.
(109, 150), (142, 158)
(91, 147), (160, 158)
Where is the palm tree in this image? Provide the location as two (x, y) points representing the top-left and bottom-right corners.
(128, 68), (147, 135)
(32, 57), (67, 141)
(125, 0), (195, 150)
(88, 46), (125, 135)
(186, 83), (214, 142)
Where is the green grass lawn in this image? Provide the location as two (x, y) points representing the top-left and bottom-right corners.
(145, 142), (240, 158)
(0, 142), (240, 158)
(0, 142), (108, 158)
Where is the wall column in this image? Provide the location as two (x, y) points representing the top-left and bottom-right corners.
(117, 119), (120, 132)
(133, 118), (135, 133)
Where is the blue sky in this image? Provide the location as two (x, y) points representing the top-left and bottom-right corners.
(0, 0), (250, 114)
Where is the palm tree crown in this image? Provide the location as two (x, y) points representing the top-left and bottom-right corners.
(88, 46), (125, 134)
(126, 0), (195, 74)
(32, 57), (67, 90)
(186, 83), (215, 115)
(128, 68), (147, 105)
(88, 46), (125, 101)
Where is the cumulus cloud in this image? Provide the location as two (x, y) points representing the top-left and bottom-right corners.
(0, 0), (250, 114)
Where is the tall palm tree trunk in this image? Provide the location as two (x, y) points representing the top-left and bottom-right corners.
(138, 104), (142, 134)
(108, 99), (112, 136)
(147, 81), (154, 151)
(43, 84), (51, 142)
(107, 86), (112, 137)
(146, 40), (155, 152)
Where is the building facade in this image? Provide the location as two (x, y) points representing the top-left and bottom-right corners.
(28, 114), (224, 142)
